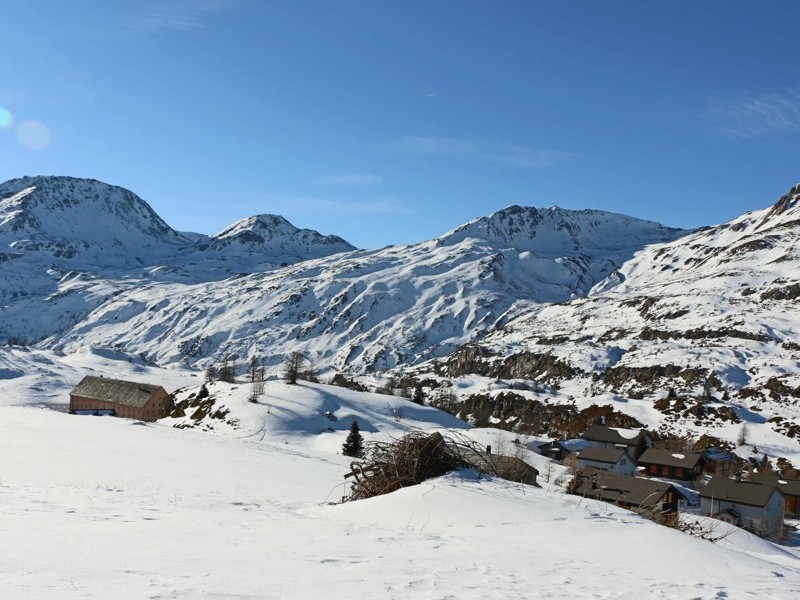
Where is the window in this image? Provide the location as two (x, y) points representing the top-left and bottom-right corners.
(661, 466), (670, 476)
(676, 468), (685, 478)
(648, 464), (658, 474)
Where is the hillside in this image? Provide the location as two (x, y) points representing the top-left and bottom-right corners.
(418, 184), (800, 463)
(2, 370), (799, 598)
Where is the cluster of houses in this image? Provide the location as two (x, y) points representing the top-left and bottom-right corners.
(539, 425), (799, 539)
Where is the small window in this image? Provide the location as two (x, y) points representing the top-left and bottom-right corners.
(661, 466), (670, 476)
(648, 464), (658, 474)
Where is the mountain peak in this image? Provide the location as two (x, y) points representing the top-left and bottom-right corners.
(438, 204), (687, 255)
(206, 213), (355, 256)
(0, 175), (183, 247)
(214, 214), (299, 240)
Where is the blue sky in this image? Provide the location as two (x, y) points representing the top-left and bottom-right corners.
(2, 1), (799, 248)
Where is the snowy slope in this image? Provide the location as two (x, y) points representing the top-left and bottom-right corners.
(159, 379), (472, 456)
(2, 386), (799, 599)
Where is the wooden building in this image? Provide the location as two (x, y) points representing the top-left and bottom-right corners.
(699, 447), (736, 477)
(69, 375), (169, 422)
(580, 425), (651, 461)
(458, 448), (539, 486)
(573, 467), (683, 521)
(637, 449), (706, 483)
(749, 472), (800, 518)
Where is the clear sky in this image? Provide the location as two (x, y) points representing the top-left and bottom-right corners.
(1, 1), (799, 249)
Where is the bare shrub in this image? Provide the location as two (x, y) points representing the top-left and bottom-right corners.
(343, 432), (484, 502)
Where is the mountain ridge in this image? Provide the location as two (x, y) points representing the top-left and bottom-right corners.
(2, 174), (799, 460)
(0, 175), (691, 372)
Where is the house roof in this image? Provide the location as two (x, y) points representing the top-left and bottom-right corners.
(638, 449), (705, 470)
(575, 468), (679, 508)
(580, 425), (648, 447)
(71, 375), (164, 408)
(749, 472), (800, 498)
(699, 477), (781, 508)
(578, 447), (626, 465)
(699, 447), (735, 463)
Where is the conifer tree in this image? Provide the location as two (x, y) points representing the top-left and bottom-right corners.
(342, 419), (364, 458)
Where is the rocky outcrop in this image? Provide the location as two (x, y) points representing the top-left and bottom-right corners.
(454, 391), (642, 438)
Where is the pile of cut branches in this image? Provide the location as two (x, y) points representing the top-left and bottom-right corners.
(343, 431), (484, 501)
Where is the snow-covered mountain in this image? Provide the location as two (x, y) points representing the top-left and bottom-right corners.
(3, 174), (799, 462)
(0, 176), (354, 294)
(203, 213), (352, 258)
(0, 176), (355, 344)
(0, 176), (688, 371)
(423, 184), (800, 459)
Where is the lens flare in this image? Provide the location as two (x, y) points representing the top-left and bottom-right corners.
(0, 107), (14, 129)
(16, 119), (51, 151)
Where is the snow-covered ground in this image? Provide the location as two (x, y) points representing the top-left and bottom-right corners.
(2, 351), (800, 599)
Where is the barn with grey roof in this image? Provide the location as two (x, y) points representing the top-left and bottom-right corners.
(69, 375), (169, 421)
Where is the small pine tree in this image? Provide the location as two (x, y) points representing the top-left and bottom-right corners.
(342, 419), (364, 458)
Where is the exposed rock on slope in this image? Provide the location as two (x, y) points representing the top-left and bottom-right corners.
(418, 184), (800, 455)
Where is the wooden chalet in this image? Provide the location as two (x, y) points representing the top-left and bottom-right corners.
(749, 472), (800, 518)
(457, 448), (539, 486)
(580, 425), (651, 460)
(637, 449), (706, 483)
(537, 439), (589, 462)
(573, 467), (683, 521)
(699, 447), (736, 477)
